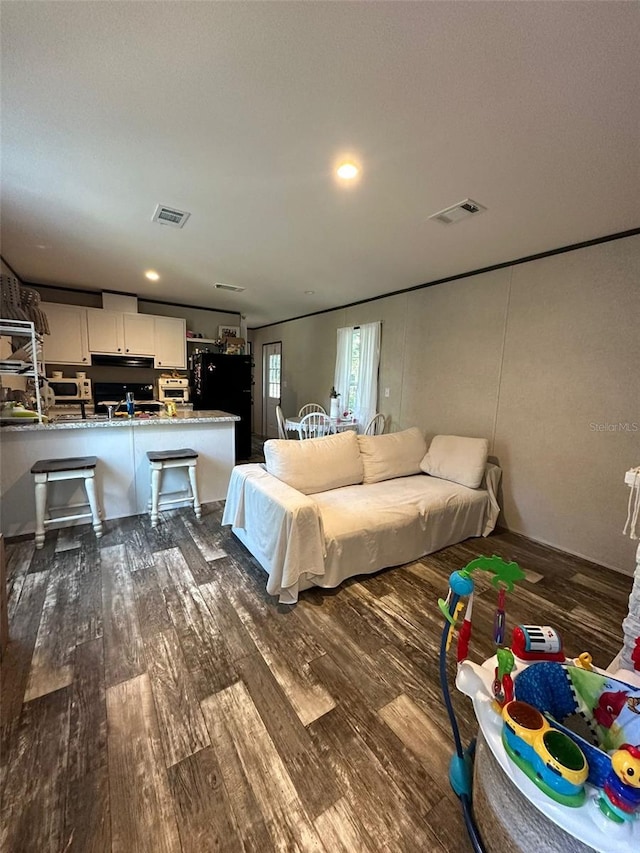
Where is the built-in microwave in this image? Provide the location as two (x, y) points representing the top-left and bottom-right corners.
(48, 376), (92, 402)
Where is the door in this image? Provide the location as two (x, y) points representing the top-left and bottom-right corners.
(262, 342), (282, 438)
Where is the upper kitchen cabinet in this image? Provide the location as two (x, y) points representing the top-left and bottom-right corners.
(41, 302), (90, 364)
(154, 316), (186, 368)
(87, 310), (155, 355)
(123, 313), (155, 354)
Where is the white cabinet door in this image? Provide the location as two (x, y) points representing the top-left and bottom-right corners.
(41, 303), (90, 364)
(154, 316), (186, 368)
(123, 313), (155, 354)
(87, 309), (123, 353)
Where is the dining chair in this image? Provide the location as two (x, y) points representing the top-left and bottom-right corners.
(299, 411), (332, 439)
(275, 405), (288, 440)
(298, 403), (327, 417)
(364, 413), (386, 436)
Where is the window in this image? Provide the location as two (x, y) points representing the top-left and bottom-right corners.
(268, 352), (281, 399)
(346, 327), (361, 412)
(334, 322), (381, 428)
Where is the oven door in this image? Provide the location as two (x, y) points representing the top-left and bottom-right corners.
(49, 380), (81, 401)
(160, 387), (189, 401)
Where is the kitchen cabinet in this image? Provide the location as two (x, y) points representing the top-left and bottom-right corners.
(41, 302), (186, 367)
(154, 316), (186, 368)
(87, 310), (155, 355)
(41, 302), (90, 364)
(123, 313), (155, 354)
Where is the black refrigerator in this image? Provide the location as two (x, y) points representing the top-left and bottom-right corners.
(191, 353), (253, 460)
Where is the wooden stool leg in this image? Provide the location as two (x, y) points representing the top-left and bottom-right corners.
(150, 464), (162, 528)
(34, 473), (47, 549)
(188, 461), (201, 520)
(84, 472), (103, 539)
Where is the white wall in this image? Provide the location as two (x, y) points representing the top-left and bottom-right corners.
(251, 235), (640, 575)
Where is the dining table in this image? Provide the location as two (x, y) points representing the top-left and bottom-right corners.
(284, 415), (358, 438)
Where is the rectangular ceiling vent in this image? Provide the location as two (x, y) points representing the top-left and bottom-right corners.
(428, 198), (487, 225)
(152, 204), (191, 228)
(214, 282), (245, 293)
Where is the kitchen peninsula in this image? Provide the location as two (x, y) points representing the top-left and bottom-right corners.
(0, 410), (240, 537)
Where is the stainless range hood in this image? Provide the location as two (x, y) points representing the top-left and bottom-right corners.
(91, 354), (155, 369)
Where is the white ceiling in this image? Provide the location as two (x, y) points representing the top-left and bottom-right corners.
(2, 1), (639, 327)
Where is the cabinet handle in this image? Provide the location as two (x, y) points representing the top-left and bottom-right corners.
(83, 357), (87, 362)
(117, 348), (121, 352)
(126, 349), (129, 352)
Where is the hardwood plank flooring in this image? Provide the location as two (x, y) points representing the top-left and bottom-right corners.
(106, 673), (182, 853)
(1, 686), (70, 853)
(167, 748), (243, 853)
(101, 543), (146, 688)
(1, 503), (633, 852)
(24, 551), (79, 701)
(64, 765), (111, 853)
(144, 627), (211, 767)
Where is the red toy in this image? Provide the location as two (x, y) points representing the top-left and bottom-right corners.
(512, 625), (565, 662)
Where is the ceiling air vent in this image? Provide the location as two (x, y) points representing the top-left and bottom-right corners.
(214, 282), (245, 293)
(152, 204), (191, 228)
(428, 198), (487, 225)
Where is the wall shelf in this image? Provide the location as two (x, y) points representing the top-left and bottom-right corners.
(0, 319), (45, 422)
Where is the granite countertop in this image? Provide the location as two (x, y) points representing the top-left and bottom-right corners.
(1, 409), (240, 431)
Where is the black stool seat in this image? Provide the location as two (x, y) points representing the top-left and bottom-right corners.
(146, 448), (198, 462)
(31, 456), (98, 474)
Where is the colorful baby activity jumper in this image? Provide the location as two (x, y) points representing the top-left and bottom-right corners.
(438, 554), (640, 853)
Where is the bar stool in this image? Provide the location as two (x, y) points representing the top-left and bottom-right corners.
(30, 456), (103, 549)
(146, 448), (201, 528)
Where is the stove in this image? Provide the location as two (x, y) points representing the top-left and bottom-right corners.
(93, 382), (162, 415)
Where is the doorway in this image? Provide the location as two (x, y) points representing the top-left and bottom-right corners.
(262, 341), (282, 438)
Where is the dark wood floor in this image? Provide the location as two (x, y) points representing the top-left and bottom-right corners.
(0, 503), (632, 852)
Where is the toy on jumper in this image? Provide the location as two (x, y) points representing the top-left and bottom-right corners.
(599, 743), (640, 822)
(512, 624), (565, 662)
(437, 554), (525, 852)
(501, 699), (588, 807)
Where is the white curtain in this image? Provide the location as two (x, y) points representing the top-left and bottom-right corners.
(334, 327), (352, 413)
(334, 322), (381, 430)
(354, 321), (381, 429)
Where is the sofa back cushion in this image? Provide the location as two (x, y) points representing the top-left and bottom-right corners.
(264, 429), (364, 495)
(357, 427), (427, 484)
(420, 434), (489, 489)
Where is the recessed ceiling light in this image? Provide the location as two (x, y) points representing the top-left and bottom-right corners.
(304, 290), (315, 295)
(145, 270), (160, 281)
(336, 162), (359, 180)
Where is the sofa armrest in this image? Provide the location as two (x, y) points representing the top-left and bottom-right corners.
(481, 462), (502, 536)
(222, 464), (325, 602)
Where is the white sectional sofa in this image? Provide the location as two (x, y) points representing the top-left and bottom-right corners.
(222, 428), (501, 603)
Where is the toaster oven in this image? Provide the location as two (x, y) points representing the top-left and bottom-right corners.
(158, 376), (190, 403)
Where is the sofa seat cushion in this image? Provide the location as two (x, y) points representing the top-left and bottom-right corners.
(311, 474), (490, 589)
(313, 474), (487, 539)
(420, 434), (489, 489)
(357, 427), (427, 484)
(264, 429), (364, 495)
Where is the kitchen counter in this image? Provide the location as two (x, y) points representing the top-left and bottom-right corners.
(1, 409), (239, 431)
(0, 410), (241, 537)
